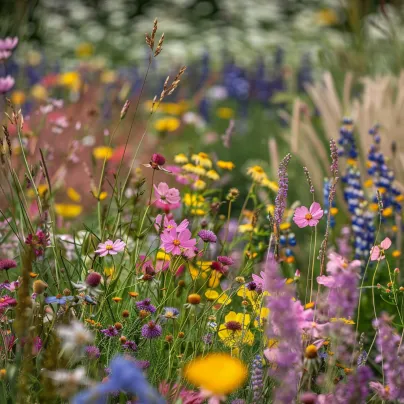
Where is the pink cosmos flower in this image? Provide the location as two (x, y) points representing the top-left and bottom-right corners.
(293, 202), (324, 228)
(154, 200), (181, 211)
(95, 239), (126, 257)
(154, 182), (181, 205)
(370, 237), (392, 261)
(160, 228), (196, 256)
(155, 215), (189, 234)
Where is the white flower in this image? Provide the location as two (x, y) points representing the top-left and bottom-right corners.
(57, 321), (93, 354)
(46, 367), (90, 385)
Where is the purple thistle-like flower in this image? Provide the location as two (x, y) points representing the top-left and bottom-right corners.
(141, 321), (162, 339)
(217, 256), (234, 266)
(202, 333), (213, 345)
(274, 153), (291, 228)
(101, 326), (119, 337)
(373, 313), (404, 400)
(135, 360), (150, 370)
(251, 355), (263, 401)
(85, 345), (101, 359)
(198, 229), (217, 243)
(334, 366), (373, 403)
(136, 298), (156, 313)
(122, 340), (138, 352)
(0, 259), (17, 270)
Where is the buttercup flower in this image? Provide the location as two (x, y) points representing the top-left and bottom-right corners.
(95, 239), (126, 257)
(293, 202), (324, 228)
(218, 311), (254, 347)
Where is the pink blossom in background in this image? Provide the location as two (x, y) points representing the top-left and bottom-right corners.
(0, 37), (18, 51)
(95, 239), (126, 257)
(370, 237), (392, 261)
(293, 202), (324, 228)
(0, 76), (15, 93)
(154, 182), (181, 205)
(160, 228), (196, 255)
(154, 200), (181, 211)
(155, 215), (189, 234)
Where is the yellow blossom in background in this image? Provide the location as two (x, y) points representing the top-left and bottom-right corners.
(31, 84), (48, 101)
(154, 117), (181, 132)
(101, 70), (117, 84)
(395, 194), (404, 202)
(254, 307), (270, 328)
(206, 170), (220, 181)
(330, 207), (339, 215)
(218, 311), (254, 347)
(27, 50), (42, 66)
(217, 160), (235, 171)
(160, 102), (185, 115)
(191, 152), (212, 169)
(183, 193), (205, 208)
(267, 204), (275, 215)
(189, 261), (212, 280)
(193, 179), (206, 191)
(104, 266), (116, 279)
(316, 8), (338, 26)
(156, 251), (170, 261)
(91, 189), (108, 201)
(262, 178), (279, 192)
(216, 107), (235, 119)
(280, 222), (291, 231)
(208, 271), (222, 288)
(217, 292), (232, 306)
(27, 184), (48, 198)
(369, 203), (379, 212)
(55, 204), (83, 218)
(174, 153), (188, 164)
(382, 207), (393, 217)
(191, 208), (206, 216)
(184, 353), (247, 396)
(93, 146), (113, 160)
(11, 91), (26, 105)
(393, 250), (401, 258)
(330, 317), (355, 325)
(67, 187), (81, 202)
(59, 71), (81, 92)
(238, 223), (254, 233)
(205, 289), (219, 300)
(75, 42), (94, 58)
(247, 165), (268, 183)
(364, 179), (373, 188)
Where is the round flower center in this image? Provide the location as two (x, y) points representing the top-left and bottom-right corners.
(167, 225), (173, 229)
(105, 244), (113, 250)
(305, 344), (318, 359)
(305, 213), (312, 220)
(173, 239), (181, 246)
(165, 311), (174, 318)
(225, 321), (242, 331)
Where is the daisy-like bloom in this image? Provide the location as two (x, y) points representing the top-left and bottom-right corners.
(184, 353), (247, 397)
(206, 170), (220, 181)
(155, 215), (189, 234)
(154, 182), (181, 205)
(141, 321), (162, 339)
(95, 239), (126, 257)
(217, 160), (235, 171)
(192, 179), (206, 191)
(174, 153), (188, 164)
(217, 256), (234, 266)
(45, 294), (74, 305)
(154, 117), (181, 132)
(161, 307), (180, 320)
(0, 259), (17, 271)
(218, 311), (254, 347)
(143, 153), (170, 173)
(247, 165), (267, 183)
(293, 202), (324, 228)
(0, 295), (17, 310)
(0, 76), (15, 93)
(370, 237), (392, 261)
(136, 298), (156, 313)
(198, 229), (217, 243)
(57, 321), (94, 354)
(191, 152), (212, 168)
(160, 228), (197, 256)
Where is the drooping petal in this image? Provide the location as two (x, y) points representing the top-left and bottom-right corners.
(370, 246), (380, 261)
(309, 202), (322, 215)
(380, 237), (392, 250)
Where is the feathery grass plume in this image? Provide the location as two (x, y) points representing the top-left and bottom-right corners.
(2, 125), (11, 157)
(303, 167), (314, 195)
(159, 66), (187, 102)
(273, 153), (291, 255)
(222, 119), (235, 149)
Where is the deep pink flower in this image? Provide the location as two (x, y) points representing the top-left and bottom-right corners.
(293, 202), (324, 228)
(95, 239), (126, 257)
(155, 215), (189, 233)
(370, 237), (392, 261)
(160, 228), (196, 256)
(154, 182), (180, 205)
(154, 200), (181, 211)
(0, 295), (17, 310)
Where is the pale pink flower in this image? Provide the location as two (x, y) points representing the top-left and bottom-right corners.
(0, 37), (18, 51)
(0, 76), (14, 93)
(155, 215), (189, 233)
(0, 50), (11, 61)
(293, 202), (324, 228)
(154, 182), (181, 205)
(95, 239), (126, 257)
(370, 237), (392, 261)
(160, 228), (196, 256)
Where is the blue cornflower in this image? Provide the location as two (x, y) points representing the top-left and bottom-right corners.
(161, 307), (180, 320)
(45, 295), (74, 305)
(73, 356), (164, 404)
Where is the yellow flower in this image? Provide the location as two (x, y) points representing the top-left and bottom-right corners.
(75, 42), (94, 58)
(393, 250), (401, 258)
(154, 117), (181, 132)
(205, 289), (219, 301)
(316, 8), (338, 26)
(191, 208), (206, 216)
(93, 146), (113, 160)
(55, 204), (83, 218)
(67, 187), (81, 202)
(11, 91), (26, 105)
(59, 71), (81, 92)
(254, 307), (270, 328)
(193, 179), (206, 191)
(218, 311), (254, 347)
(247, 165), (268, 183)
(330, 207), (339, 215)
(208, 271), (222, 288)
(31, 84), (48, 101)
(104, 267), (116, 279)
(364, 179), (373, 188)
(189, 261), (212, 280)
(183, 193), (205, 208)
(160, 102), (184, 115)
(91, 188), (108, 201)
(191, 152), (212, 169)
(184, 353), (247, 396)
(261, 178), (279, 192)
(305, 302), (315, 309)
(382, 207), (393, 217)
(206, 170), (220, 181)
(112, 297), (122, 303)
(238, 223), (254, 233)
(217, 292), (232, 306)
(174, 153), (188, 164)
(330, 317), (355, 325)
(395, 194), (404, 202)
(216, 107), (234, 119)
(267, 204), (275, 215)
(370, 203), (379, 212)
(237, 285), (261, 311)
(279, 222), (291, 231)
(156, 251), (171, 261)
(217, 160), (235, 171)
(101, 70), (117, 84)
(27, 184), (48, 198)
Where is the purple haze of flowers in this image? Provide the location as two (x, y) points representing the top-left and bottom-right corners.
(274, 153), (291, 227)
(73, 356), (164, 404)
(373, 313), (404, 400)
(334, 366), (373, 403)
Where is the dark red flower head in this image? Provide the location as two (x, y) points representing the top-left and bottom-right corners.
(86, 272), (102, 287)
(151, 153), (166, 167)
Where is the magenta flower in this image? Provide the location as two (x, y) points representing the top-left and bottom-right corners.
(293, 202), (324, 228)
(0, 76), (15, 93)
(160, 228), (196, 256)
(95, 239), (126, 257)
(370, 237), (392, 261)
(0, 37), (18, 51)
(154, 182), (181, 205)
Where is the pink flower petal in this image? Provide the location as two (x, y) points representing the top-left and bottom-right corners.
(294, 206), (309, 218)
(370, 246), (380, 261)
(294, 218), (309, 228)
(309, 202), (322, 215)
(380, 237), (392, 250)
(308, 218), (320, 227)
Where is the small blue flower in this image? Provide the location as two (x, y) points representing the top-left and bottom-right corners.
(45, 295), (74, 305)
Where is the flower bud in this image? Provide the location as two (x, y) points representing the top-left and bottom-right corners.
(120, 100), (130, 120)
(33, 280), (48, 294)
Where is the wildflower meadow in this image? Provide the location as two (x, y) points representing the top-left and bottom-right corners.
(0, 1), (404, 403)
